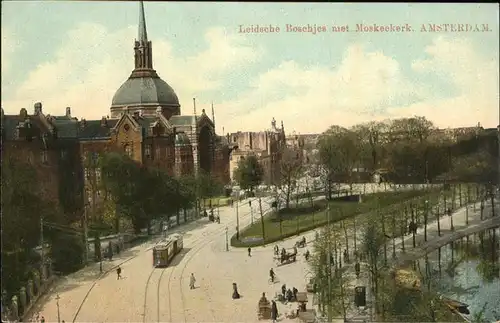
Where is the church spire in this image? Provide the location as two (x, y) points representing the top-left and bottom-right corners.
(138, 1), (148, 42)
(131, 1), (155, 76)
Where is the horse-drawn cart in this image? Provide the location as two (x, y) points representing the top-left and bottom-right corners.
(275, 248), (297, 266)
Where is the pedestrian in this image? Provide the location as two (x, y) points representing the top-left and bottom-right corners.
(247, 247), (252, 257)
(40, 316), (45, 323)
(190, 273), (196, 289)
(116, 266), (122, 280)
(269, 268), (275, 283)
(271, 300), (278, 323)
(355, 262), (361, 278)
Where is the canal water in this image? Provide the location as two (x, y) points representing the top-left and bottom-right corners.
(416, 227), (500, 321)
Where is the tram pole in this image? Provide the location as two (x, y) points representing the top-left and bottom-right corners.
(236, 192), (240, 240)
(56, 294), (61, 323)
(225, 227), (229, 251)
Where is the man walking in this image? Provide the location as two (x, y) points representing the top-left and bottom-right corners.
(116, 266), (122, 280)
(247, 247), (252, 257)
(190, 273), (196, 289)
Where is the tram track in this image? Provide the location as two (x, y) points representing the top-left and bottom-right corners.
(146, 225), (233, 322)
(72, 197), (264, 323)
(176, 226), (229, 322)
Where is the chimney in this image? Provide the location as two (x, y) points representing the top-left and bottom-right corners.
(101, 116), (108, 127)
(80, 119), (87, 129)
(66, 107), (71, 118)
(34, 102), (42, 115)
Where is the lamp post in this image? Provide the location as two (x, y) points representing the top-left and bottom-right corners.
(56, 294), (61, 323)
(236, 192), (240, 240)
(225, 227), (229, 251)
(249, 200), (253, 225)
(424, 200), (428, 242)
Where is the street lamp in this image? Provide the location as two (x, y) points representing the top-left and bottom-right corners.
(249, 200), (253, 225)
(225, 227), (229, 251)
(56, 294), (61, 323)
(236, 191), (240, 240)
(424, 200), (429, 242)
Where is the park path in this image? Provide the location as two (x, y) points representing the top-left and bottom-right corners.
(335, 199), (499, 322)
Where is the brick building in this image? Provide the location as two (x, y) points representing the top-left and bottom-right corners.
(229, 118), (287, 185)
(1, 2), (231, 221)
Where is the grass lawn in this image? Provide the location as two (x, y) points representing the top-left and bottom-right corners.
(232, 188), (439, 247)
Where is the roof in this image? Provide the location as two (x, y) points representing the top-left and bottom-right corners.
(111, 76), (179, 108)
(78, 120), (118, 140)
(53, 120), (79, 138)
(170, 115), (196, 126)
(138, 1), (148, 42)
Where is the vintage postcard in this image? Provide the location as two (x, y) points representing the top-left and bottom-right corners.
(2, 2), (499, 323)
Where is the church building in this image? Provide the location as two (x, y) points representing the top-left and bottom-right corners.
(1, 2), (231, 220)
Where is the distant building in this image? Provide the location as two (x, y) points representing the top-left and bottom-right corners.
(229, 118), (286, 185)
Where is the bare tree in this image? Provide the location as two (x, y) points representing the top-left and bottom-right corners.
(363, 221), (385, 315)
(277, 148), (304, 209)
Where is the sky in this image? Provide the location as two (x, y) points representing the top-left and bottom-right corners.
(1, 1), (499, 135)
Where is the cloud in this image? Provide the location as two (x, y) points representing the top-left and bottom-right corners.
(1, 28), (21, 82)
(3, 23), (261, 119)
(3, 24), (497, 135)
(216, 37), (498, 134)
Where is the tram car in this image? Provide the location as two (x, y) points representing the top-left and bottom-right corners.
(153, 233), (183, 268)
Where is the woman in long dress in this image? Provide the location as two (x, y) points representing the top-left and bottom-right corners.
(271, 300), (278, 323)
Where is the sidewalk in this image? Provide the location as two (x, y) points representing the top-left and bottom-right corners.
(23, 214), (213, 322)
(24, 238), (160, 321)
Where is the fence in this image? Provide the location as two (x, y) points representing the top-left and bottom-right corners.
(1, 262), (54, 322)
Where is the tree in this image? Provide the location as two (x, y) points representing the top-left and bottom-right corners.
(387, 117), (435, 182)
(362, 221), (385, 315)
(351, 121), (389, 172)
(233, 154), (264, 192)
(101, 153), (158, 234)
(317, 126), (361, 196)
(278, 148), (304, 209)
(1, 157), (61, 296)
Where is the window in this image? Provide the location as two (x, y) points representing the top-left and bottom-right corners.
(95, 168), (102, 184)
(155, 147), (161, 160)
(124, 144), (132, 158)
(41, 150), (49, 164)
(145, 144), (152, 159)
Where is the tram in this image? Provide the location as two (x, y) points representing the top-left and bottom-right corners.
(153, 233), (183, 268)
